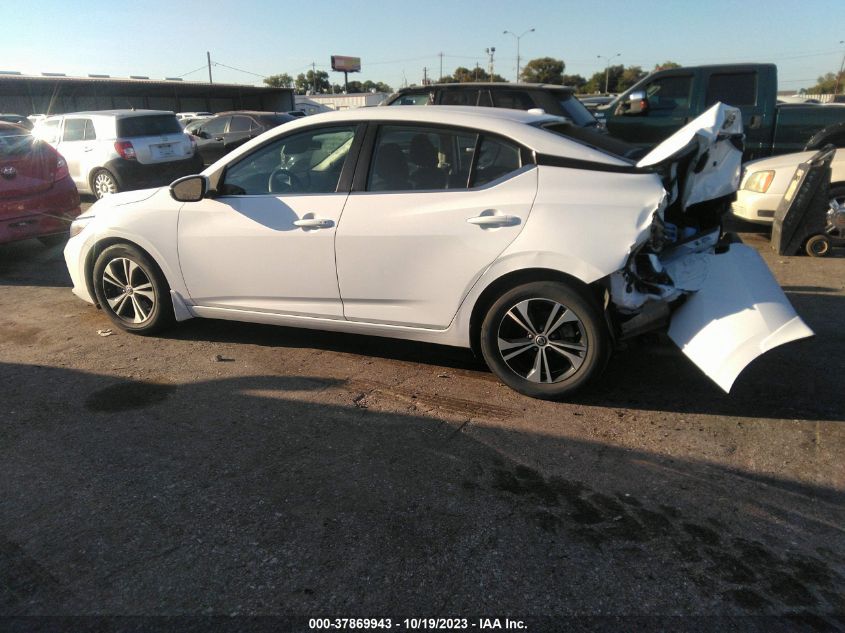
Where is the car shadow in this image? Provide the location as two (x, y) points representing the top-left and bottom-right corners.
(0, 362), (842, 623)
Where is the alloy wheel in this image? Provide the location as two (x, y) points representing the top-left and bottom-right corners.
(496, 298), (587, 384)
(101, 257), (156, 324)
(94, 171), (117, 198)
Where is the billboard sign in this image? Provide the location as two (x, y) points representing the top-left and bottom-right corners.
(331, 56), (361, 73)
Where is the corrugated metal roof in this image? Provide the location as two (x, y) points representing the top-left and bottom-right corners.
(0, 73), (279, 90)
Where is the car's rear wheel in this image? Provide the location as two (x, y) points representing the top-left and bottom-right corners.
(92, 169), (118, 199)
(479, 281), (609, 400)
(92, 244), (174, 334)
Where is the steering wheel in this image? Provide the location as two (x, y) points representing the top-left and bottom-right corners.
(268, 168), (303, 193)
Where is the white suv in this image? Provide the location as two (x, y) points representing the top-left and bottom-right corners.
(33, 110), (203, 198)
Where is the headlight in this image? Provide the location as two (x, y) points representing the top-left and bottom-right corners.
(69, 216), (94, 238)
(742, 170), (775, 193)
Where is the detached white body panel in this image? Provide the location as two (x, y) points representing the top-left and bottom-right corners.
(668, 244), (813, 392)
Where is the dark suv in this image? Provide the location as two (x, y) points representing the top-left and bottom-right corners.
(188, 111), (296, 166)
(382, 83), (599, 128)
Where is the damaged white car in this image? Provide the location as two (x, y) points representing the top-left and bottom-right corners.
(64, 104), (813, 399)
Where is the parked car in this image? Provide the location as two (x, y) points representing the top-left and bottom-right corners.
(32, 110), (203, 199)
(0, 113), (33, 130)
(187, 111), (296, 166)
(0, 122), (81, 246)
(64, 105), (811, 399)
(732, 148), (845, 252)
(383, 83), (600, 129)
(595, 64), (845, 159)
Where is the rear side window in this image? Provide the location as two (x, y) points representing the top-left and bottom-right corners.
(62, 119), (86, 142)
(471, 136), (522, 187)
(116, 115), (182, 137)
(706, 73), (757, 107)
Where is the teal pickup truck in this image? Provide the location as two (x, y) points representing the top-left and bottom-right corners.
(593, 64), (845, 159)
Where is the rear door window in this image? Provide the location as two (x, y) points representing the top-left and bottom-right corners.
(116, 115), (183, 137)
(62, 119), (86, 142)
(229, 116), (253, 133)
(440, 89), (480, 106)
(706, 73), (757, 107)
(202, 116), (229, 135)
(491, 90), (536, 110)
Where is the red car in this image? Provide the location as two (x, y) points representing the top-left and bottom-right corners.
(0, 122), (81, 246)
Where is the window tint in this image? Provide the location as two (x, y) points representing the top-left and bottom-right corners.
(440, 89), (480, 106)
(367, 125), (478, 192)
(202, 116), (229, 135)
(491, 90), (535, 110)
(83, 119), (97, 141)
(706, 73), (757, 107)
(645, 76), (693, 113)
(557, 95), (597, 127)
(37, 120), (61, 144)
(390, 91), (431, 105)
(62, 119), (86, 142)
(471, 136), (522, 187)
(229, 116), (253, 133)
(221, 126), (356, 195)
(116, 115), (183, 137)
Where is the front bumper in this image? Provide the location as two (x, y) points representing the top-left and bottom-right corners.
(64, 232), (94, 304)
(105, 154), (204, 191)
(731, 190), (779, 225)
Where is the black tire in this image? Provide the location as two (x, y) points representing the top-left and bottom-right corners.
(91, 169), (119, 199)
(804, 234), (830, 258)
(38, 233), (67, 248)
(479, 281), (609, 400)
(92, 243), (174, 334)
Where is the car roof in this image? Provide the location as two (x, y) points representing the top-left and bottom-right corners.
(44, 109), (177, 120)
(396, 83), (575, 93)
(214, 111), (293, 117)
(223, 106), (631, 168)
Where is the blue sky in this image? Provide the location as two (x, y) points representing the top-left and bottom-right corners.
(4, 0), (844, 92)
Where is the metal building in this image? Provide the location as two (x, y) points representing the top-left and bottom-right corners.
(0, 73), (295, 116)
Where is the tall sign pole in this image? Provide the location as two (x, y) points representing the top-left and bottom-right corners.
(207, 51), (213, 84)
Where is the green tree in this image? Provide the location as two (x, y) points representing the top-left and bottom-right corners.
(584, 64), (624, 93)
(618, 66), (647, 91)
(294, 70), (330, 94)
(653, 61), (681, 71)
(520, 57), (565, 84)
(264, 73), (293, 88)
(562, 74), (587, 91)
(809, 71), (844, 94)
(440, 66), (506, 83)
(362, 80), (393, 93)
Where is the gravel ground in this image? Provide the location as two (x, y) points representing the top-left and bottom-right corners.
(0, 213), (843, 632)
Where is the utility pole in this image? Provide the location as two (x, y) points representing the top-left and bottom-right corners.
(423, 67), (428, 85)
(597, 53), (621, 94)
(835, 40), (845, 95)
(485, 47), (496, 78)
(439, 52), (444, 81)
(503, 28), (535, 82)
(475, 63), (480, 82)
(311, 62), (317, 94)
(206, 51), (212, 84)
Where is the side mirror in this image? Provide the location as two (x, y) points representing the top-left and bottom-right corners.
(170, 175), (207, 202)
(624, 91), (649, 116)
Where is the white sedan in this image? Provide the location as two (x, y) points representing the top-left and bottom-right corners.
(732, 149), (845, 250)
(64, 105), (812, 399)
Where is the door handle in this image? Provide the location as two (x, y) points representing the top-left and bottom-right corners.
(748, 114), (762, 130)
(293, 218), (334, 229)
(214, 136), (224, 141)
(467, 214), (520, 227)
(83, 146), (94, 152)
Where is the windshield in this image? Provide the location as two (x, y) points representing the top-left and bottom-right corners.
(116, 115), (183, 137)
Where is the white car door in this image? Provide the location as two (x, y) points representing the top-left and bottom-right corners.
(56, 118), (96, 190)
(335, 124), (537, 329)
(177, 124), (360, 318)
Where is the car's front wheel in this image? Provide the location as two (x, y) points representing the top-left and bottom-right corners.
(92, 244), (174, 334)
(480, 281), (609, 400)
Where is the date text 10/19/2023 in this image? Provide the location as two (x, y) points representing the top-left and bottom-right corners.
(308, 618), (528, 630)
